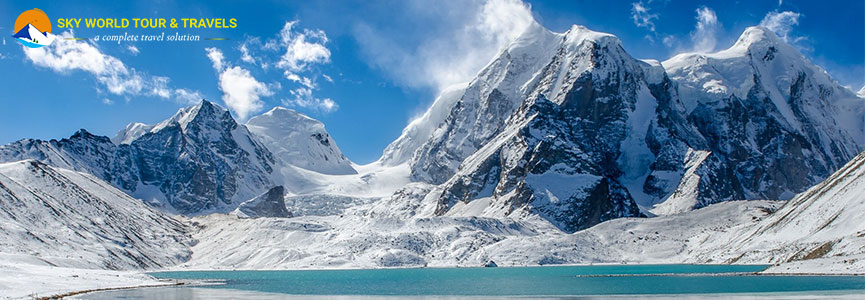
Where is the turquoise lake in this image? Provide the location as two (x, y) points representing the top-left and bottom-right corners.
(85, 265), (865, 299)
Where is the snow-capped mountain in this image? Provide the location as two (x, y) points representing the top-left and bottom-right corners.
(662, 26), (864, 206)
(0, 160), (193, 270)
(246, 107), (356, 175)
(388, 22), (564, 184)
(0, 100), (277, 214)
(382, 24), (864, 232)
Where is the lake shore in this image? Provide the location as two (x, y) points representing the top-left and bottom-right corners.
(18, 263), (865, 300)
(6, 260), (863, 299)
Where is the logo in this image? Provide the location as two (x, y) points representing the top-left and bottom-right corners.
(13, 8), (54, 48)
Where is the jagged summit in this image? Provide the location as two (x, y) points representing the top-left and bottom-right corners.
(376, 22), (864, 231)
(113, 100), (230, 145)
(0, 99), (277, 214)
(152, 99), (231, 132)
(659, 24), (864, 205)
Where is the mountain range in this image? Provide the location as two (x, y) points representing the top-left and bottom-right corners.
(0, 22), (863, 275)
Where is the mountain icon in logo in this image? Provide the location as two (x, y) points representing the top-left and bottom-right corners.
(13, 8), (54, 48)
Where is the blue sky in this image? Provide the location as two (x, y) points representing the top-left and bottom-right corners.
(0, 0), (862, 163)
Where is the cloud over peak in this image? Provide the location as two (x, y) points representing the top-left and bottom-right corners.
(206, 20), (336, 118)
(353, 0), (534, 91)
(219, 65), (274, 120)
(690, 6), (721, 53)
(205, 47), (275, 120)
(759, 10), (802, 43)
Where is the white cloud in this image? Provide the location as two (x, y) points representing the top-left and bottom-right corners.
(102, 98), (113, 105)
(631, 1), (659, 32)
(205, 47), (275, 120)
(275, 21), (331, 72)
(353, 0), (534, 91)
(228, 20), (337, 113)
(174, 88), (204, 104)
(23, 31), (197, 101)
(285, 72), (316, 89)
(283, 87), (337, 113)
(759, 11), (801, 43)
(127, 45), (139, 55)
(239, 43), (256, 64)
(662, 35), (677, 48)
(219, 66), (274, 120)
(690, 6), (721, 53)
(205, 47), (226, 71)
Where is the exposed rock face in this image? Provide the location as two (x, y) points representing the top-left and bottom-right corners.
(232, 186), (291, 218)
(0, 101), (277, 214)
(383, 24), (864, 232)
(663, 26), (864, 203)
(688, 150), (865, 273)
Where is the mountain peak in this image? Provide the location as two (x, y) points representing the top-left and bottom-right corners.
(731, 26), (784, 50)
(153, 99), (232, 132)
(563, 24), (618, 46)
(258, 107), (320, 124)
(246, 106), (356, 175)
(71, 128), (93, 138)
(722, 26), (795, 56)
(69, 128), (110, 143)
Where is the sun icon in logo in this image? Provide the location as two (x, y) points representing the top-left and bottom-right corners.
(13, 8), (55, 48)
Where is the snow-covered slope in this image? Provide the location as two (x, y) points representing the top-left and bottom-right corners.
(247, 107), (356, 175)
(0, 160), (193, 270)
(180, 145), (865, 272)
(379, 84), (468, 166)
(111, 122), (154, 145)
(178, 196), (780, 269)
(181, 211), (556, 269)
(688, 150), (865, 273)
